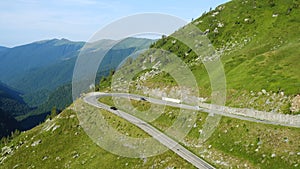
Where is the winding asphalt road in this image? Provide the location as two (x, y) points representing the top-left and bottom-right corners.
(83, 92), (299, 168)
(83, 92), (215, 169)
(85, 92), (300, 128)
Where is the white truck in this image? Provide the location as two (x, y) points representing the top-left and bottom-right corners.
(162, 97), (181, 104)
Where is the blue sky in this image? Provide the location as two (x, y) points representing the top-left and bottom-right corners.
(0, 0), (229, 47)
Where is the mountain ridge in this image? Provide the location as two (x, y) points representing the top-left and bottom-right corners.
(0, 37), (155, 131)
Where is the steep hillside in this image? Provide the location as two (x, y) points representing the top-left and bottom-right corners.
(0, 82), (30, 117)
(0, 106), (195, 169)
(91, 0), (300, 168)
(17, 84), (73, 128)
(0, 83), (28, 137)
(143, 0), (300, 113)
(0, 109), (20, 138)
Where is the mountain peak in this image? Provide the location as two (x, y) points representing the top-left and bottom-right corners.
(32, 38), (84, 47)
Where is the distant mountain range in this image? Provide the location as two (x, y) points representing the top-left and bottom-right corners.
(0, 37), (155, 134)
(0, 38), (155, 106)
(0, 38), (84, 83)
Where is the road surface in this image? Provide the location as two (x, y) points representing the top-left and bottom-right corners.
(86, 92), (300, 128)
(83, 92), (215, 169)
(83, 92), (300, 168)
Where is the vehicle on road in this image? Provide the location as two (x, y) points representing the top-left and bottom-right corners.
(110, 106), (118, 110)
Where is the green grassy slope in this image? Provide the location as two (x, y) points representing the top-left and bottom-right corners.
(89, 0), (300, 168)
(143, 0), (300, 113)
(99, 96), (300, 169)
(0, 102), (195, 169)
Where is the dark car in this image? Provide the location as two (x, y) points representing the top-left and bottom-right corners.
(110, 106), (118, 110)
(140, 97), (147, 101)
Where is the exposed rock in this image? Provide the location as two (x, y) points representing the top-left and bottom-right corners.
(81, 159), (87, 165)
(52, 125), (60, 132)
(290, 95), (300, 113)
(194, 21), (203, 25)
(13, 164), (19, 169)
(212, 11), (219, 17)
(31, 139), (42, 147)
(289, 152), (295, 156)
(214, 28), (219, 33)
(204, 29), (210, 35)
(218, 5), (225, 11)
(199, 129), (203, 134)
(55, 156), (61, 161)
(217, 22), (224, 28)
(69, 115), (76, 118)
(43, 123), (56, 132)
(73, 153), (79, 158)
(166, 167), (175, 169)
(1, 146), (12, 156)
(0, 156), (7, 164)
(198, 97), (207, 102)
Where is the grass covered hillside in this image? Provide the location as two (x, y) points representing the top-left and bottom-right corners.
(143, 0), (300, 114)
(0, 82), (30, 117)
(93, 1), (300, 167)
(0, 103), (195, 169)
